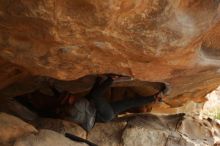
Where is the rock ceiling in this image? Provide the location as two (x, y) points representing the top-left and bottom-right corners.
(0, 0), (220, 109)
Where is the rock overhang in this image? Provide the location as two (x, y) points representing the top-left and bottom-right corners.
(0, 0), (220, 111)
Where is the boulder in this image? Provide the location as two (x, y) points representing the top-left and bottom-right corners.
(14, 129), (87, 146)
(0, 112), (37, 143)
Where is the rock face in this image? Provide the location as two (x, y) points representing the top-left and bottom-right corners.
(121, 114), (215, 146)
(0, 113), (37, 144)
(0, 0), (220, 108)
(1, 112), (219, 146)
(0, 1), (220, 145)
(14, 129), (87, 146)
(0, 112), (87, 146)
(90, 114), (220, 146)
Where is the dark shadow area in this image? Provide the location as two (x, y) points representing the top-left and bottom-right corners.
(0, 73), (167, 122)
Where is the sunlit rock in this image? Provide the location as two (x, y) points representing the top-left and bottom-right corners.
(0, 0), (220, 107)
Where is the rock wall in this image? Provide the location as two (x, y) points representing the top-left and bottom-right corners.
(0, 1), (220, 145)
(0, 0), (220, 108)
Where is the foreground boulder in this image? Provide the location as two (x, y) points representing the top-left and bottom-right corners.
(121, 114), (220, 146)
(0, 112), (219, 146)
(0, 113), (37, 144)
(14, 129), (87, 146)
(87, 113), (220, 146)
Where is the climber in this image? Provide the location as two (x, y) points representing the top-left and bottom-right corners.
(58, 75), (165, 146)
(58, 75), (165, 132)
(0, 75), (165, 146)
(1, 74), (165, 131)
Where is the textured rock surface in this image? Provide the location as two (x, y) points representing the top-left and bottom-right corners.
(14, 129), (87, 146)
(0, 59), (29, 90)
(1, 1), (220, 145)
(92, 114), (220, 146)
(0, 112), (219, 146)
(0, 0), (220, 108)
(36, 118), (87, 139)
(87, 121), (127, 146)
(0, 113), (87, 146)
(0, 113), (37, 143)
